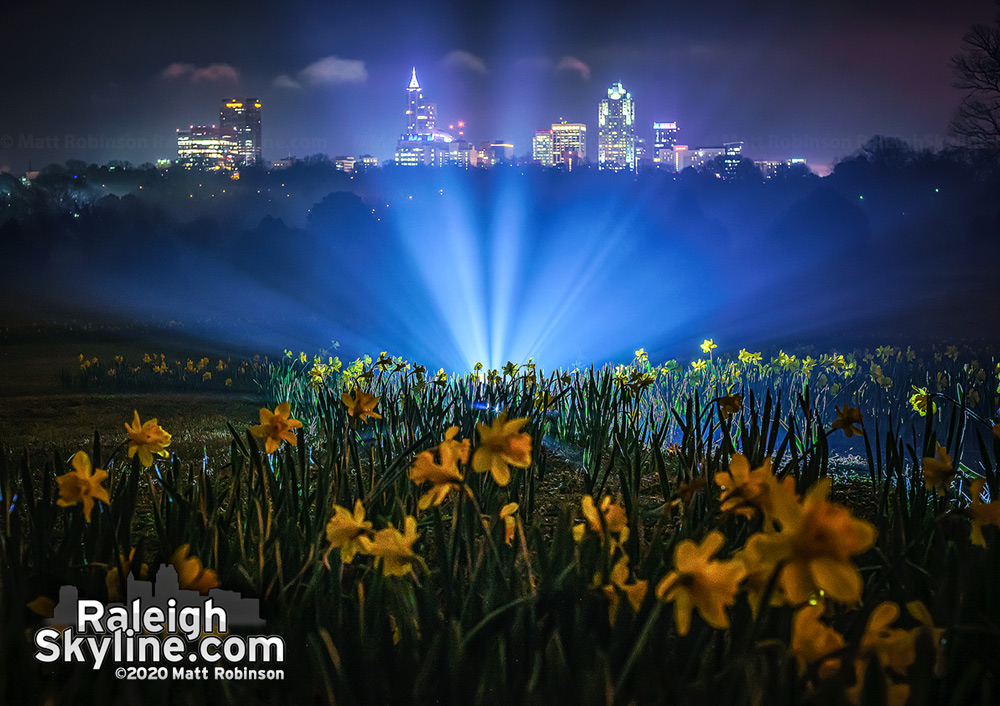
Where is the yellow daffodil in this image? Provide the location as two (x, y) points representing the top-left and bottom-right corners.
(791, 604), (846, 679)
(691, 359), (707, 373)
(909, 386), (936, 416)
(250, 401), (303, 454)
(500, 502), (519, 546)
(408, 427), (470, 510)
(714, 453), (794, 519)
(735, 531), (787, 615)
(28, 596), (56, 618)
(669, 478), (707, 508)
(716, 393), (743, 421)
(534, 391), (557, 411)
(822, 353), (847, 372)
(125, 411), (171, 467)
(170, 545), (220, 595)
(738, 349), (762, 365)
(471, 412), (531, 486)
(701, 339), (717, 354)
(375, 351), (393, 372)
(361, 516), (427, 578)
(858, 602), (917, 678)
(603, 555), (648, 625)
(968, 478), (1000, 547)
(573, 494), (629, 543)
(831, 404), (864, 438)
(56, 451), (111, 523)
(922, 442), (955, 496)
(655, 530), (746, 636)
(905, 600), (946, 676)
(341, 388), (382, 422)
(325, 500), (374, 563)
(743, 478), (877, 605)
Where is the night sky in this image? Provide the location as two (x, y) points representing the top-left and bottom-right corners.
(1, 0), (996, 172)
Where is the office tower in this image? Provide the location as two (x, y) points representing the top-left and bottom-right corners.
(220, 99), (262, 167)
(176, 125), (237, 171)
(722, 141), (744, 178)
(652, 121), (678, 168)
(634, 136), (647, 171)
(551, 119), (587, 168)
(478, 141), (513, 166)
(405, 67), (437, 135)
(682, 146), (725, 171)
(533, 129), (554, 166)
(652, 122), (678, 150)
(598, 81), (635, 172)
(396, 68), (454, 166)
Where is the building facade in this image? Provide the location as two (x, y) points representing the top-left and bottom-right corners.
(219, 99), (262, 167)
(533, 129), (554, 166)
(652, 122), (679, 168)
(722, 141), (744, 178)
(176, 126), (237, 171)
(405, 68), (437, 135)
(395, 68), (457, 166)
(551, 119), (586, 168)
(598, 82), (636, 172)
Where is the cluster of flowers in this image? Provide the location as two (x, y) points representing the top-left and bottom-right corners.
(46, 385), (1000, 702)
(631, 453), (937, 705)
(75, 352), (270, 388)
(36, 411), (218, 616)
(324, 404), (531, 577)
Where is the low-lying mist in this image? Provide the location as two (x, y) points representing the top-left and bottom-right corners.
(2, 140), (999, 370)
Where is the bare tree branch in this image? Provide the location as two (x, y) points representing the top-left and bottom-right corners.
(950, 9), (1000, 153)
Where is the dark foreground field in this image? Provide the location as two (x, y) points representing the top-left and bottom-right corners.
(2, 326), (998, 706)
(0, 325), (262, 459)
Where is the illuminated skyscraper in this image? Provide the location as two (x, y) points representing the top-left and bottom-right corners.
(533, 129), (554, 166)
(722, 141), (744, 178)
(652, 121), (678, 168)
(404, 68), (437, 135)
(176, 125), (237, 171)
(652, 122), (678, 150)
(219, 99), (262, 167)
(396, 68), (453, 166)
(551, 119), (587, 168)
(598, 82), (635, 172)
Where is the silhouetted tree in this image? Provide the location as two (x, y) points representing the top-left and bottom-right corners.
(950, 3), (1000, 154)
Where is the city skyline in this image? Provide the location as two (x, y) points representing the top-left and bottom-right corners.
(166, 71), (797, 174)
(1, 0), (996, 172)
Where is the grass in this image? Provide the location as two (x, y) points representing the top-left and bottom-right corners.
(2, 338), (999, 705)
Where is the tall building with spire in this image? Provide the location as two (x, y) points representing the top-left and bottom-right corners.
(405, 68), (437, 135)
(598, 82), (636, 172)
(396, 67), (457, 166)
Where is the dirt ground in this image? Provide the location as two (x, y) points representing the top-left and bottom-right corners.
(0, 325), (264, 459)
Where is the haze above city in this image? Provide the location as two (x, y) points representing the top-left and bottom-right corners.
(1, 0), (996, 172)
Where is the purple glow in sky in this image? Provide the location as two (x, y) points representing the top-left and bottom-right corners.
(0, 0), (996, 171)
